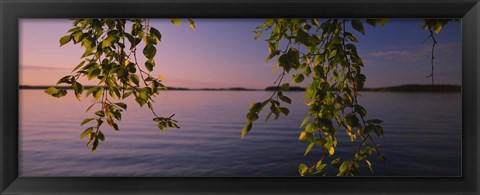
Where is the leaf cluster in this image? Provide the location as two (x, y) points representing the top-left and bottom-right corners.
(47, 19), (192, 151)
(247, 18), (392, 176)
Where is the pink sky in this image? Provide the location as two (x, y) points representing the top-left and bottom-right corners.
(20, 19), (280, 89)
(20, 19), (461, 88)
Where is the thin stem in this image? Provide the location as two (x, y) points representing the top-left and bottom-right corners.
(269, 71), (286, 100)
(425, 28), (437, 86)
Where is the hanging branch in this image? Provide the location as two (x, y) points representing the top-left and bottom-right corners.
(423, 28), (438, 86)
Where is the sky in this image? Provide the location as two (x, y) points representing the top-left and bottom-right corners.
(19, 19), (461, 89)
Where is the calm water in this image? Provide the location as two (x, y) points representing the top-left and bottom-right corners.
(19, 90), (461, 176)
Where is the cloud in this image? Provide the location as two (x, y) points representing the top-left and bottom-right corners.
(366, 42), (460, 62)
(20, 65), (70, 71)
(369, 50), (424, 60)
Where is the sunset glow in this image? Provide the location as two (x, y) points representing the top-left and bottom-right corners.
(20, 19), (461, 88)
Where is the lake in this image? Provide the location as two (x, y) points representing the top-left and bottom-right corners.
(19, 90), (461, 176)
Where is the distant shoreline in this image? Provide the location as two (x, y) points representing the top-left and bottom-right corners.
(19, 85), (262, 91)
(361, 84), (461, 92)
(263, 84), (461, 92)
(19, 84), (461, 92)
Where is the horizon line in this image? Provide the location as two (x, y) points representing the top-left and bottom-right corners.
(19, 83), (462, 90)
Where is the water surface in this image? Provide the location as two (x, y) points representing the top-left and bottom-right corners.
(19, 90), (461, 176)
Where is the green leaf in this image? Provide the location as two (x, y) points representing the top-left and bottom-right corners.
(101, 35), (116, 48)
(379, 18), (389, 26)
(92, 138), (99, 152)
(143, 44), (156, 59)
(249, 102), (263, 113)
(95, 110), (105, 117)
(82, 37), (95, 50)
(246, 112), (259, 122)
(93, 87), (104, 100)
(72, 61), (86, 72)
(129, 37), (141, 49)
(279, 107), (289, 116)
(299, 163), (308, 176)
(81, 118), (95, 126)
(107, 118), (119, 130)
(364, 124), (375, 134)
(56, 75), (73, 85)
(280, 83), (290, 91)
(295, 29), (308, 45)
(328, 147), (335, 155)
(257, 19), (275, 29)
(149, 27), (162, 42)
(146, 35), (158, 45)
(270, 101), (280, 117)
(86, 86), (97, 97)
(170, 121), (180, 128)
(279, 95), (291, 104)
(315, 161), (327, 171)
(171, 19), (181, 27)
(366, 19), (378, 27)
(139, 87), (150, 100)
(151, 80), (160, 93)
(95, 118), (103, 127)
(45, 87), (67, 98)
(339, 161), (350, 173)
(44, 87), (58, 95)
(278, 54), (290, 72)
(303, 66), (312, 77)
(114, 102), (127, 110)
(158, 123), (166, 131)
(106, 77), (117, 87)
(355, 74), (366, 88)
(73, 82), (84, 100)
(344, 32), (358, 43)
(135, 96), (147, 107)
(365, 159), (374, 175)
(293, 74), (305, 84)
(345, 114), (359, 128)
(304, 143), (314, 156)
(241, 122), (252, 138)
(351, 19), (365, 34)
(122, 91), (133, 99)
(300, 116), (310, 128)
(327, 48), (338, 59)
(356, 105), (367, 118)
(145, 59), (155, 72)
(187, 19), (196, 31)
(374, 125), (384, 137)
(72, 31), (84, 43)
(59, 35), (72, 46)
(434, 24), (443, 34)
(287, 48), (300, 69)
(97, 131), (105, 141)
(129, 74), (140, 86)
(87, 67), (101, 80)
(304, 123), (316, 133)
(85, 103), (96, 112)
(80, 127), (93, 139)
(330, 158), (342, 168)
(254, 31), (264, 40)
(298, 131), (313, 141)
(145, 101), (153, 110)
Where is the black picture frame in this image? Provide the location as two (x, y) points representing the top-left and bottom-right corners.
(1, 0), (479, 194)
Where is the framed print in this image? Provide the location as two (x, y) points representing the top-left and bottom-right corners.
(1, 0), (479, 194)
